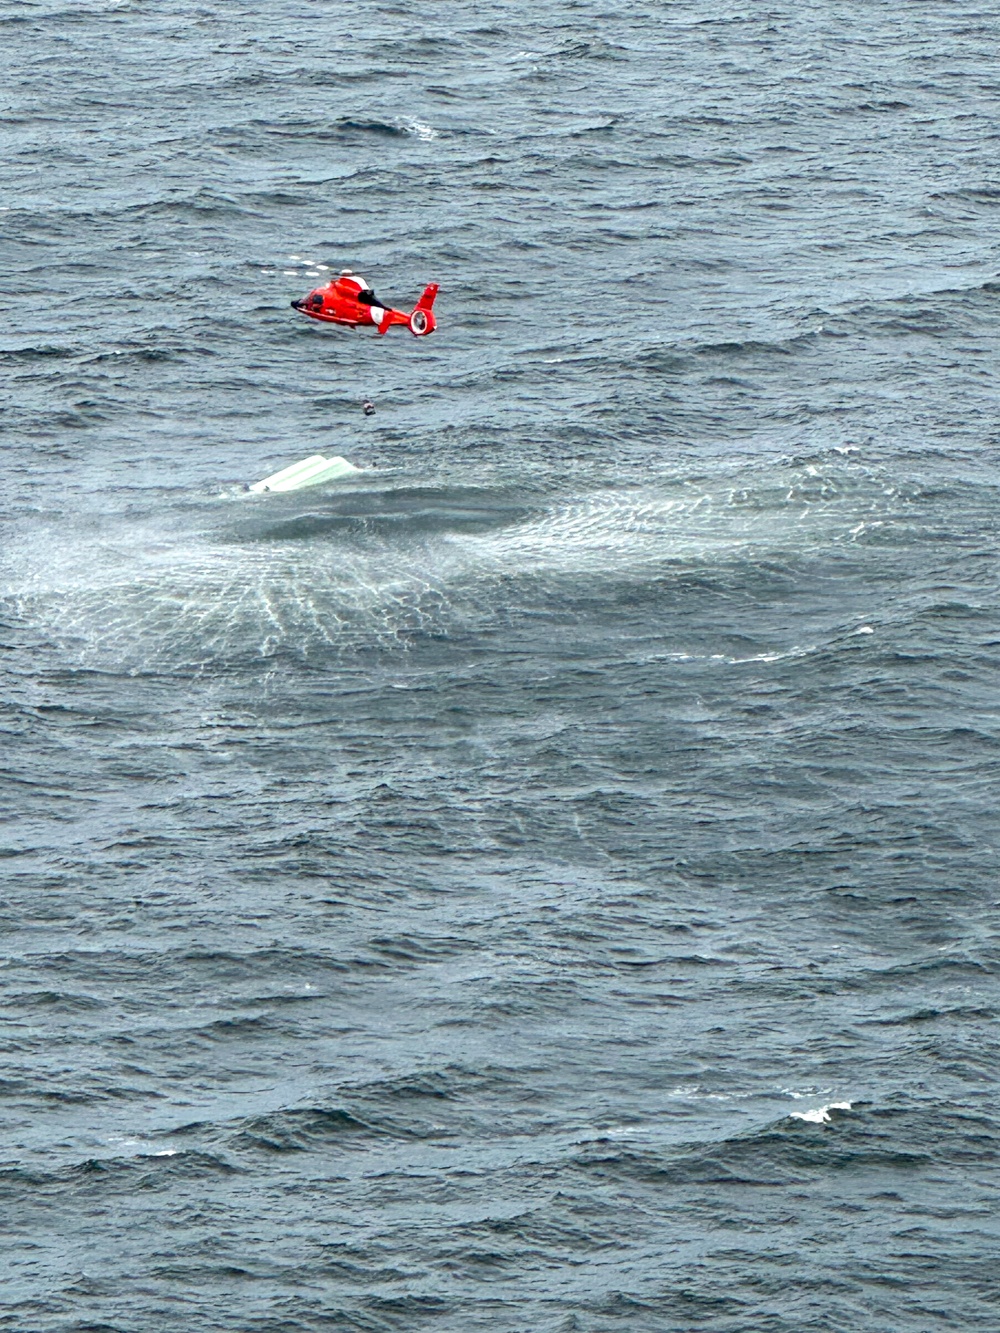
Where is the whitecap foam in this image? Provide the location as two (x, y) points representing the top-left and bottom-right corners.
(455, 467), (878, 578)
(1, 459), (901, 672)
(402, 118), (437, 141)
(1, 507), (455, 670)
(789, 1101), (853, 1124)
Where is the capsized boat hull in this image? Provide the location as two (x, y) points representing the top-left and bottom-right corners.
(250, 455), (359, 494)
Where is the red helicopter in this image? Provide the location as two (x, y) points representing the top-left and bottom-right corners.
(291, 269), (438, 336)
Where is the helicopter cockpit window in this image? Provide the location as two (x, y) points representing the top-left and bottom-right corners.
(356, 288), (379, 306)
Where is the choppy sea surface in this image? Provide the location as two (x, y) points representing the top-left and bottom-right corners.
(2, 2), (1000, 1329)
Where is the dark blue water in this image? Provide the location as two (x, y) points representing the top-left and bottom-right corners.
(2, 3), (999, 1329)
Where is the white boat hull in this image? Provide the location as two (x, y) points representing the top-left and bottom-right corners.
(250, 455), (359, 494)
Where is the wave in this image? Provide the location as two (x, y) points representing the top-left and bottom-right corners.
(571, 1101), (939, 1189)
(7, 988), (105, 1014)
(0, 1148), (239, 1201)
(930, 185), (1000, 206)
(548, 38), (629, 61)
(0, 343), (78, 362)
(232, 1106), (387, 1153)
(807, 276), (1000, 343)
(330, 117), (412, 138)
(789, 1100), (853, 1124)
(210, 115), (441, 149)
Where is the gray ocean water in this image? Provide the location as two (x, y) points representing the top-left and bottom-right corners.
(2, 2), (1000, 1329)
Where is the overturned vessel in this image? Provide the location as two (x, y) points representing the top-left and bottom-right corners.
(250, 455), (359, 494)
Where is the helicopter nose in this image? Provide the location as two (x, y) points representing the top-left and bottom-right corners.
(290, 298), (303, 310)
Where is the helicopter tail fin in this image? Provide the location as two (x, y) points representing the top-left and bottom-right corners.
(408, 284), (439, 336)
(416, 283), (438, 310)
